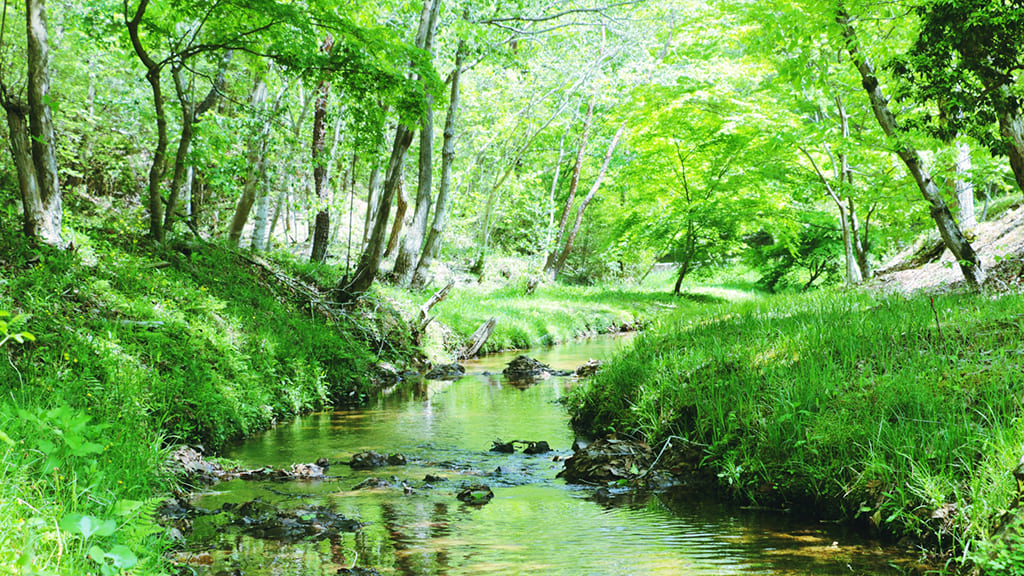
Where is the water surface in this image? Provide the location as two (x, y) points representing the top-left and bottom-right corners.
(187, 335), (914, 575)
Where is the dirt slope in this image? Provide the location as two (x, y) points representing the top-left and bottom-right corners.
(874, 204), (1024, 293)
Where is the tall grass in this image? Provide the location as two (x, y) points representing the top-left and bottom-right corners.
(568, 288), (1024, 562)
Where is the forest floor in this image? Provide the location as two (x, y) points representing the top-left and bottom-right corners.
(875, 203), (1024, 293)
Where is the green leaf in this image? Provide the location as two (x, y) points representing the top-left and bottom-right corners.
(0, 430), (14, 446)
(104, 545), (139, 569)
(112, 500), (143, 517)
(60, 513), (117, 539)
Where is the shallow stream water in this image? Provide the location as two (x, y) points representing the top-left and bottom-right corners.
(185, 335), (916, 575)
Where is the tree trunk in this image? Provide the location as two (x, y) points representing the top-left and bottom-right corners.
(411, 41), (466, 290)
(392, 0), (442, 284)
(384, 172), (408, 260)
(340, 126), (415, 297)
(310, 35), (335, 263)
(544, 99), (595, 277)
(552, 121), (627, 276)
(955, 140), (976, 228)
(838, 8), (984, 288)
(251, 180), (272, 251)
(848, 198), (871, 280)
(227, 77), (270, 246)
(265, 186), (286, 251)
(24, 0), (63, 247)
(3, 98), (42, 238)
(166, 51), (231, 237)
(337, 0), (439, 299)
(543, 125), (570, 262)
(363, 164), (382, 249)
(126, 0), (169, 242)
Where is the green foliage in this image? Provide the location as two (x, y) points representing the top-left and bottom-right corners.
(745, 211), (844, 292)
(569, 289), (1024, 555)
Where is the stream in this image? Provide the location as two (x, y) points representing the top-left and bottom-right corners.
(183, 334), (916, 575)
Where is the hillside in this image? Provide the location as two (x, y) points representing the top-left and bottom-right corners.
(876, 204), (1024, 293)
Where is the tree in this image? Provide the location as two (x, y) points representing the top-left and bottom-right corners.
(836, 5), (985, 288)
(227, 75), (271, 246)
(410, 39), (467, 290)
(1, 0), (64, 247)
(391, 0), (443, 284)
(309, 34), (335, 263)
(339, 0), (442, 299)
(901, 0), (1024, 194)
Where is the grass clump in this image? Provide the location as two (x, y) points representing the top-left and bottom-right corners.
(568, 288), (1024, 561)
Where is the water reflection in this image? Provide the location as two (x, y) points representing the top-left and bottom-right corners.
(188, 335), (913, 575)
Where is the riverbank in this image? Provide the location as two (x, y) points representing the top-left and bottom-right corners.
(566, 288), (1024, 573)
(383, 260), (757, 359)
(0, 223), (418, 575)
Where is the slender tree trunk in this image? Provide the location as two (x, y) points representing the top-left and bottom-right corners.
(126, 0), (170, 242)
(798, 145), (862, 285)
(552, 121), (627, 276)
(392, 97), (434, 282)
(166, 51), (231, 237)
(384, 172), (408, 259)
(227, 77), (269, 246)
(392, 0), (442, 284)
(337, 0), (439, 299)
(310, 35), (335, 263)
(544, 99), (595, 277)
(411, 41), (467, 290)
(838, 7), (984, 287)
(955, 140), (976, 228)
(265, 186), (286, 250)
(543, 124), (570, 259)
(340, 126), (415, 297)
(251, 180), (272, 251)
(848, 198), (871, 280)
(24, 0), (63, 247)
(363, 164), (382, 249)
(3, 98), (43, 238)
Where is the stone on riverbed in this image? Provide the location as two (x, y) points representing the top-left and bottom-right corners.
(425, 362), (466, 380)
(574, 359), (603, 377)
(557, 437), (655, 484)
(349, 451), (407, 469)
(229, 500), (362, 541)
(502, 355), (571, 385)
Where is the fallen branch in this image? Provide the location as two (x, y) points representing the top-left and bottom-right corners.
(419, 279), (455, 333)
(461, 317), (497, 359)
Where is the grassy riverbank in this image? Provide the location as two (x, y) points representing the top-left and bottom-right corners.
(0, 218), (412, 574)
(386, 264), (760, 358)
(567, 288), (1024, 571)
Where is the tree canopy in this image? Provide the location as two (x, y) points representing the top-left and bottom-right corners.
(2, 0), (1016, 292)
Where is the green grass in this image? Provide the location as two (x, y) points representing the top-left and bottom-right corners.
(0, 209), (410, 575)
(568, 288), (1024, 567)
(388, 278), (742, 357)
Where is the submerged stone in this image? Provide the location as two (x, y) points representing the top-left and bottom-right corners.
(456, 484), (494, 505)
(425, 362), (466, 380)
(350, 451), (388, 469)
